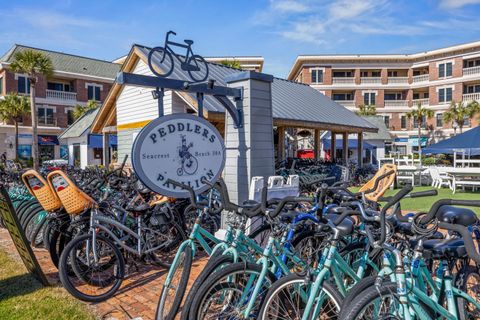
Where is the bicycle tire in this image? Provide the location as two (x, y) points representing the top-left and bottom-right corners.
(148, 46), (174, 78)
(180, 252), (234, 320)
(188, 262), (276, 320)
(259, 272), (343, 319)
(58, 233), (125, 302)
(150, 220), (187, 268)
(156, 245), (193, 320)
(187, 54), (209, 83)
(456, 264), (480, 320)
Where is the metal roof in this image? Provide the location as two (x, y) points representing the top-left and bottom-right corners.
(135, 45), (376, 131)
(59, 108), (100, 139)
(1, 45), (120, 79)
(361, 116), (392, 141)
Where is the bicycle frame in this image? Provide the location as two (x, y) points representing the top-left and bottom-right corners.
(164, 32), (194, 64)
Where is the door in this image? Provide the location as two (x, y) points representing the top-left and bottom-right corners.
(73, 144), (81, 167)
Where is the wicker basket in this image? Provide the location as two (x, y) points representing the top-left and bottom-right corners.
(47, 170), (96, 215)
(21, 169), (62, 212)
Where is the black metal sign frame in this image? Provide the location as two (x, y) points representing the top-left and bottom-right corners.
(0, 186), (49, 286)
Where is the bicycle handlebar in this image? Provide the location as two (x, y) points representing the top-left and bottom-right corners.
(420, 199), (480, 224)
(438, 221), (480, 264)
(166, 179), (198, 208)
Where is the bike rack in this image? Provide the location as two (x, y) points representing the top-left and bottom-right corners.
(116, 71), (244, 128)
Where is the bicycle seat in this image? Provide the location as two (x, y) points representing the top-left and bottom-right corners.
(437, 206), (478, 227)
(325, 214), (354, 236)
(184, 39), (194, 45)
(331, 190), (357, 203)
(422, 238), (467, 260)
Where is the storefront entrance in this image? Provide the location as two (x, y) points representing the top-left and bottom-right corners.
(39, 145), (55, 163)
(73, 144), (81, 167)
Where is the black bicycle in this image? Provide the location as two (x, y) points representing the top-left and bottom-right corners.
(148, 30), (209, 82)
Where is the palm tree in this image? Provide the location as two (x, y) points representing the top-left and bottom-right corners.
(73, 100), (98, 120)
(356, 104), (377, 116)
(220, 60), (242, 69)
(10, 49), (53, 170)
(406, 102), (434, 156)
(0, 93), (30, 161)
(443, 100), (480, 135)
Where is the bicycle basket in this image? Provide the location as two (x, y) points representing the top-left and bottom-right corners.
(47, 170), (96, 215)
(21, 169), (62, 211)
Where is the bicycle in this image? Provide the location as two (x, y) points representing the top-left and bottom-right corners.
(148, 30), (209, 82)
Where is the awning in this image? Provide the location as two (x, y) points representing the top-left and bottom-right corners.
(109, 135), (117, 147)
(88, 134), (103, 148)
(322, 138), (375, 150)
(38, 135), (59, 145)
(422, 126), (480, 155)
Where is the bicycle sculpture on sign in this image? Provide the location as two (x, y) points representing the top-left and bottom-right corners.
(148, 30), (209, 83)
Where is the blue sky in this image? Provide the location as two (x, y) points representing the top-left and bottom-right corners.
(1, 0), (480, 77)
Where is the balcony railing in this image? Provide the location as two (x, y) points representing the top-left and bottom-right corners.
(412, 74), (429, 83)
(334, 100), (355, 107)
(388, 77), (408, 84)
(412, 98), (429, 106)
(46, 89), (77, 101)
(38, 117), (57, 126)
(360, 77), (381, 84)
(384, 100), (408, 108)
(332, 77), (355, 84)
(463, 93), (480, 102)
(463, 66), (480, 77)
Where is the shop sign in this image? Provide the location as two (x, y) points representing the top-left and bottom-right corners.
(0, 186), (49, 285)
(131, 114), (225, 198)
(408, 137), (428, 147)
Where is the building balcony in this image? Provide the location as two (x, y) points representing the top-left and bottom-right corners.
(463, 66), (480, 77)
(334, 100), (355, 108)
(38, 117), (57, 126)
(384, 100), (408, 108)
(46, 89), (77, 101)
(360, 77), (381, 84)
(463, 92), (480, 102)
(332, 77), (355, 84)
(387, 77), (409, 84)
(412, 98), (429, 106)
(412, 74), (429, 83)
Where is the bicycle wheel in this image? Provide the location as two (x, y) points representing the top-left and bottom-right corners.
(58, 234), (124, 302)
(187, 55), (209, 83)
(457, 264), (480, 320)
(156, 245), (193, 320)
(148, 46), (174, 78)
(259, 273), (342, 319)
(189, 262), (276, 320)
(180, 252), (235, 320)
(148, 221), (187, 268)
(341, 281), (419, 319)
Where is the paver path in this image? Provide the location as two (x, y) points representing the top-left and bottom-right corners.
(0, 228), (207, 320)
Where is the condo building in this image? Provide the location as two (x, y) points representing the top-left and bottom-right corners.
(287, 41), (480, 156)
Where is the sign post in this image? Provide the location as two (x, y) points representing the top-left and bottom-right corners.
(0, 187), (49, 285)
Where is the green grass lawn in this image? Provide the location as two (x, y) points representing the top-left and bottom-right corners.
(0, 249), (94, 320)
(350, 186), (480, 214)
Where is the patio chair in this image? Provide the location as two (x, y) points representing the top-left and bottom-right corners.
(429, 167), (452, 189)
(359, 163), (397, 202)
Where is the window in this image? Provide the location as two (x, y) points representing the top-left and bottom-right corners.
(401, 116), (407, 129)
(436, 113), (443, 127)
(333, 71), (353, 77)
(67, 109), (75, 125)
(438, 87), (452, 103)
(17, 75), (30, 94)
(465, 85), (480, 94)
(413, 115), (426, 129)
(333, 93), (353, 101)
(47, 82), (71, 92)
(38, 106), (55, 125)
(412, 93), (420, 100)
(311, 69), (323, 84)
(363, 92), (376, 105)
(383, 116), (390, 128)
(438, 62), (452, 78)
(372, 71), (381, 77)
(87, 84), (101, 101)
(387, 71), (398, 77)
(384, 93), (402, 100)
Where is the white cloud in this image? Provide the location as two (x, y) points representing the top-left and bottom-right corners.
(271, 0), (309, 13)
(440, 0), (480, 9)
(329, 0), (379, 20)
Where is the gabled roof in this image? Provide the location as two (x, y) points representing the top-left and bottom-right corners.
(92, 44), (377, 133)
(1, 44), (120, 79)
(59, 108), (99, 139)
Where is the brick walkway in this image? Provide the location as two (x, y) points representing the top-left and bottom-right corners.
(0, 228), (207, 320)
